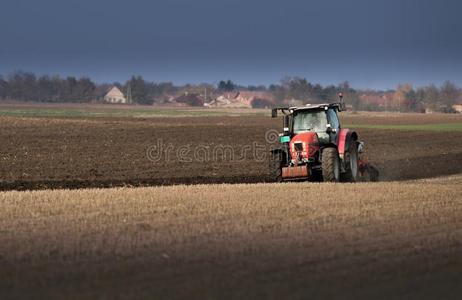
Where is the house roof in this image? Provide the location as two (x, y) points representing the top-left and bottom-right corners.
(236, 91), (274, 100)
(104, 86), (125, 98)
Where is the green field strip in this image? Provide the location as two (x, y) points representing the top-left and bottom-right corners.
(0, 107), (264, 118)
(345, 123), (462, 131)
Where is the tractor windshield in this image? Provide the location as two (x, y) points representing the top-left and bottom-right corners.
(293, 110), (327, 134)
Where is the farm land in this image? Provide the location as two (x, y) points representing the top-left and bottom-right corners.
(0, 104), (461, 190)
(0, 104), (461, 299)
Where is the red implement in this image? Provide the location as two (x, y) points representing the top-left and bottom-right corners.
(282, 166), (309, 179)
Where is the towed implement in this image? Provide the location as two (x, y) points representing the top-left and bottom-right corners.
(269, 94), (379, 182)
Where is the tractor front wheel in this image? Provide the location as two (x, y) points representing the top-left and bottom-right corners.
(270, 151), (283, 182)
(322, 148), (340, 182)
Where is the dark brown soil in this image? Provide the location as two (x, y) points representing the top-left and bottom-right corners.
(0, 115), (461, 190)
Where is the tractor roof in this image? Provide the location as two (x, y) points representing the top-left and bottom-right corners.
(290, 103), (342, 111)
(271, 102), (346, 118)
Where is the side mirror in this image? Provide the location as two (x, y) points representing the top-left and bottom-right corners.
(271, 109), (277, 118)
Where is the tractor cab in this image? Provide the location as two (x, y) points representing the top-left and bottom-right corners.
(292, 105), (340, 144)
(272, 102), (344, 145)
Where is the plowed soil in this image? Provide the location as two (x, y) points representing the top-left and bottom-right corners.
(0, 113), (461, 190)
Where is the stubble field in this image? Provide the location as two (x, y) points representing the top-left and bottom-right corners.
(1, 178), (461, 299)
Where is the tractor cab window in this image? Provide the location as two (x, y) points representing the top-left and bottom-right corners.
(327, 108), (340, 130)
(293, 110), (328, 135)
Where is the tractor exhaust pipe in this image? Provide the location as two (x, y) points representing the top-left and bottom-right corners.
(338, 92), (346, 111)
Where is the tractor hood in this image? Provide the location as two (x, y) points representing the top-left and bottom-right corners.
(289, 132), (320, 160)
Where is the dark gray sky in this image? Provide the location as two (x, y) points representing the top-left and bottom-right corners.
(1, 0), (461, 89)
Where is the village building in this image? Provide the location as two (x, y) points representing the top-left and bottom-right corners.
(207, 91), (274, 108)
(453, 104), (462, 113)
(104, 86), (127, 104)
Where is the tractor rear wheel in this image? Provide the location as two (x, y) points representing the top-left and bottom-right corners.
(322, 148), (340, 182)
(342, 140), (359, 182)
(270, 151), (283, 182)
(368, 165), (380, 182)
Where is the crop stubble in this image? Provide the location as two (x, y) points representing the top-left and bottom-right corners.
(0, 179), (461, 298)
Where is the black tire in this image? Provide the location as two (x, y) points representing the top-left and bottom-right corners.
(310, 169), (323, 182)
(342, 140), (359, 182)
(322, 148), (340, 182)
(369, 165), (380, 182)
(270, 151), (283, 182)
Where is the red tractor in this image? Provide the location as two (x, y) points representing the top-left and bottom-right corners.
(269, 95), (379, 182)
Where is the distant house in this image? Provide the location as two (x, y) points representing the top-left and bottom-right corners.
(235, 91), (274, 107)
(104, 87), (127, 104)
(208, 91), (273, 108)
(453, 104), (462, 113)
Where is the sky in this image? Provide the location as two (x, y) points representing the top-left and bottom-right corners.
(1, 0), (461, 89)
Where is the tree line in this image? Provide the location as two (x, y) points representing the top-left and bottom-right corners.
(0, 72), (460, 112)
